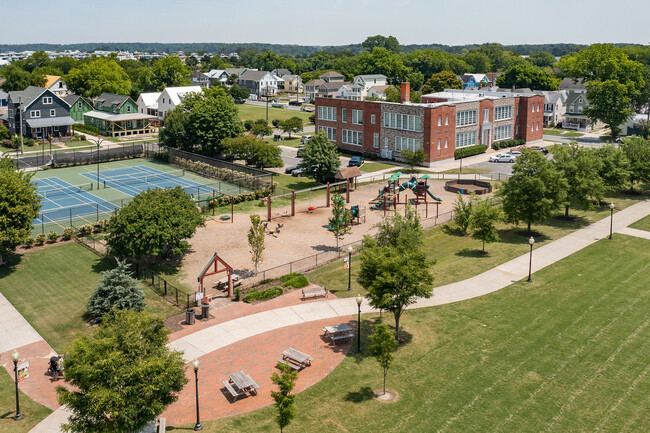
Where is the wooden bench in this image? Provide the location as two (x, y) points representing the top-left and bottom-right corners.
(277, 359), (302, 371)
(302, 286), (328, 300)
(222, 380), (244, 400)
(330, 333), (354, 343)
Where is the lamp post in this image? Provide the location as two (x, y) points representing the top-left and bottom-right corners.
(609, 203), (615, 240)
(192, 360), (202, 431)
(356, 295), (362, 353)
(347, 246), (353, 291)
(527, 236), (535, 283)
(11, 351), (23, 421)
(459, 147), (463, 173)
(91, 137), (104, 188)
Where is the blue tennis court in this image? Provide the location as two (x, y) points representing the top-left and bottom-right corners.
(35, 178), (116, 224)
(80, 165), (219, 198)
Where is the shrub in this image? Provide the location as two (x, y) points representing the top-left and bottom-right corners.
(255, 119), (268, 125)
(271, 119), (280, 127)
(24, 236), (35, 248)
(234, 288), (241, 301)
(62, 227), (75, 240)
(243, 286), (283, 303)
(48, 231), (59, 243)
(78, 225), (92, 236)
(244, 120), (253, 131)
(491, 139), (525, 151)
(79, 134), (86, 140)
(35, 233), (46, 245)
(259, 278), (273, 285)
(74, 124), (101, 136)
(93, 221), (105, 233)
(455, 144), (488, 159)
(280, 273), (309, 289)
(309, 114), (316, 124)
(0, 124), (9, 140)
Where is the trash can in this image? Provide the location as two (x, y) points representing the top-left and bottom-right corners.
(201, 303), (210, 320)
(185, 308), (195, 325)
(273, 134), (281, 142)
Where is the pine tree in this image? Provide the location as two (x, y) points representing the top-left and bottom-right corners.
(86, 259), (145, 322)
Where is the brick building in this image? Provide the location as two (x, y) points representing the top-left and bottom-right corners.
(315, 83), (544, 167)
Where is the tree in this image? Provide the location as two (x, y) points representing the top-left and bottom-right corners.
(528, 51), (557, 68)
(552, 143), (605, 217)
(57, 310), (187, 433)
(107, 187), (203, 263)
(0, 64), (46, 91)
(250, 120), (272, 138)
(496, 64), (559, 90)
(271, 363), (298, 433)
(278, 117), (303, 138)
(453, 192), (476, 235)
(0, 157), (41, 265)
(593, 145), (631, 192)
(249, 140), (283, 169)
(229, 84), (249, 102)
(357, 48), (408, 83)
(248, 214), (265, 272)
(470, 200), (502, 253)
(65, 57), (131, 97)
(463, 51), (491, 73)
(585, 80), (633, 138)
(151, 55), (191, 90)
(329, 194), (352, 251)
(402, 149), (426, 172)
(226, 73), (238, 85)
(159, 108), (192, 150)
(619, 136), (650, 192)
(369, 323), (397, 395)
(362, 35), (401, 53)
(421, 71), (463, 94)
(498, 150), (567, 233)
(359, 209), (434, 341)
(86, 259), (145, 322)
(298, 131), (341, 183)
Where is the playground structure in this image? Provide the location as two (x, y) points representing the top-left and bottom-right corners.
(445, 179), (493, 195)
(266, 179), (352, 222)
(370, 172), (443, 217)
(195, 190), (236, 222)
(198, 252), (235, 298)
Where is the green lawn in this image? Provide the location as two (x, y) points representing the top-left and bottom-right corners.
(0, 370), (51, 433)
(441, 168), (492, 174)
(262, 136), (302, 148)
(179, 234), (650, 432)
(0, 243), (182, 353)
(236, 104), (313, 124)
(629, 214), (650, 232)
(563, 131), (584, 137)
(308, 191), (648, 298)
(544, 128), (584, 137)
(359, 162), (399, 173)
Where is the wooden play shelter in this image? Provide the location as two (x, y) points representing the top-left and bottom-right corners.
(197, 252), (235, 297)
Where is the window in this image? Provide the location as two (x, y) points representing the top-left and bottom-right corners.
(394, 136), (422, 152)
(162, 98), (165, 104)
(342, 108), (347, 123)
(437, 117), (441, 126)
(342, 129), (363, 146)
(516, 106), (519, 115)
(455, 131), (477, 148)
(437, 140), (440, 150)
(494, 105), (513, 121)
(515, 125), (519, 135)
(30, 110), (41, 118)
(456, 109), (477, 126)
(317, 106), (337, 122)
(352, 110), (363, 125)
(537, 105), (540, 112)
(371, 114), (376, 125)
(531, 105), (535, 113)
(536, 124), (539, 131)
(318, 126), (337, 141)
(494, 125), (512, 141)
(8, 109), (13, 118)
(373, 133), (379, 148)
(483, 109), (489, 122)
(445, 139), (448, 148)
(577, 106), (583, 113)
(445, 116), (449, 125)
(531, 125), (534, 132)
(42, 97), (52, 105)
(50, 109), (56, 116)
(126, 105), (132, 112)
(383, 112), (422, 131)
(77, 101), (82, 109)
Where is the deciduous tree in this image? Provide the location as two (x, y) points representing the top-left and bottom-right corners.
(402, 149), (426, 172)
(369, 323), (397, 395)
(65, 57), (132, 97)
(278, 117), (303, 138)
(619, 136), (650, 192)
(453, 192), (476, 235)
(496, 63), (559, 90)
(159, 108), (192, 151)
(593, 145), (631, 191)
(248, 214), (265, 272)
(271, 363), (298, 433)
(298, 131), (341, 183)
(362, 35), (401, 53)
(151, 55), (191, 90)
(470, 200), (502, 253)
(421, 70), (463, 94)
(328, 194), (352, 251)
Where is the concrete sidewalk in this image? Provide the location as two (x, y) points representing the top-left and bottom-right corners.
(0, 292), (44, 354)
(169, 199), (650, 361)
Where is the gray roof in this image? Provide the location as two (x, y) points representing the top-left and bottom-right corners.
(95, 93), (130, 109)
(84, 111), (156, 121)
(319, 81), (346, 91)
(274, 68), (291, 76)
(191, 70), (209, 79)
(534, 90), (564, 104)
(8, 86), (48, 106)
(559, 78), (586, 90)
(320, 71), (344, 78)
(305, 79), (325, 87)
(239, 70), (270, 81)
(27, 116), (76, 128)
(496, 88), (532, 93)
(565, 93), (587, 106)
(356, 74), (387, 80)
(224, 68), (249, 77)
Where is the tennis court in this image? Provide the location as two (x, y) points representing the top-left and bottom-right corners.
(35, 178), (117, 225)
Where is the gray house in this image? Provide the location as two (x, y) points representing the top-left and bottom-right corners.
(7, 86), (75, 139)
(535, 90), (567, 126)
(238, 70), (278, 96)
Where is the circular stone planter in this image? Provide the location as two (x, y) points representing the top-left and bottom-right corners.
(445, 179), (493, 195)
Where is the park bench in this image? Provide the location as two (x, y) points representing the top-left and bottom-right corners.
(302, 286), (328, 300)
(330, 333), (354, 343)
(277, 359), (302, 370)
(222, 380), (245, 401)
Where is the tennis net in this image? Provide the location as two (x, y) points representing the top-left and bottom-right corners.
(39, 182), (96, 198)
(103, 169), (186, 187)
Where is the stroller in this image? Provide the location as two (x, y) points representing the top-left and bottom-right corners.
(47, 354), (65, 380)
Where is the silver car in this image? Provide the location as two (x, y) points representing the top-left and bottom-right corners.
(489, 153), (516, 163)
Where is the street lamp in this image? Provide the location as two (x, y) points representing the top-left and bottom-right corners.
(356, 295), (362, 353)
(347, 246), (353, 291)
(609, 203), (615, 240)
(527, 236), (535, 283)
(11, 351), (23, 421)
(192, 360), (202, 431)
(91, 137), (104, 189)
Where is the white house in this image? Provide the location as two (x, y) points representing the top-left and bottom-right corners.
(137, 92), (162, 116)
(238, 71), (279, 97)
(206, 69), (229, 86)
(353, 74), (388, 98)
(155, 86), (202, 118)
(336, 83), (363, 101)
(44, 75), (69, 97)
(365, 85), (391, 100)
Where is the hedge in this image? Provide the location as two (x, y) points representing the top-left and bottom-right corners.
(280, 273), (309, 289)
(243, 286), (283, 303)
(491, 139), (525, 151)
(455, 144), (488, 159)
(73, 124), (101, 136)
(171, 157), (274, 191)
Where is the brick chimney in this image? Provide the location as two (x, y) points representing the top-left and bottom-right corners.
(400, 82), (410, 103)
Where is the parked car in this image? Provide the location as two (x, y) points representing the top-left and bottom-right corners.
(285, 165), (299, 174)
(527, 145), (549, 154)
(301, 106), (315, 112)
(291, 167), (305, 177)
(489, 153), (516, 163)
(508, 150), (523, 156)
(288, 100), (302, 106)
(297, 146), (306, 157)
(348, 156), (365, 167)
(300, 135), (312, 144)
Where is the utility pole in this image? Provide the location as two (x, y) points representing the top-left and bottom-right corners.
(19, 97), (24, 154)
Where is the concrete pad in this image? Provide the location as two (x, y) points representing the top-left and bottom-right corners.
(29, 406), (72, 433)
(617, 227), (650, 240)
(0, 293), (44, 353)
(168, 339), (206, 362)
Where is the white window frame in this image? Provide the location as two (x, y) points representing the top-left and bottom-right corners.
(456, 109), (477, 126)
(437, 140), (440, 150)
(49, 109), (56, 116)
(30, 110), (41, 118)
(445, 139), (448, 148)
(394, 136), (422, 152)
(317, 106), (337, 122)
(42, 97), (52, 105)
(373, 133), (379, 148)
(483, 109), (489, 122)
(352, 109), (363, 125)
(445, 116), (449, 125)
(77, 101), (82, 109)
(126, 105), (132, 113)
(383, 112), (422, 132)
(494, 106), (513, 121)
(318, 125), (337, 142)
(437, 117), (441, 127)
(455, 131), (477, 148)
(371, 114), (375, 125)
(342, 108), (347, 123)
(342, 129), (363, 146)
(494, 125), (512, 141)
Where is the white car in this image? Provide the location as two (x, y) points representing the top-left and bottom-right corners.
(489, 153), (516, 163)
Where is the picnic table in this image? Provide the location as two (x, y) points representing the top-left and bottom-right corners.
(222, 371), (260, 401)
(323, 324), (354, 344)
(216, 274), (241, 289)
(279, 348), (313, 370)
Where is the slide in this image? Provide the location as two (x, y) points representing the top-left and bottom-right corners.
(426, 188), (443, 202)
(399, 178), (418, 192)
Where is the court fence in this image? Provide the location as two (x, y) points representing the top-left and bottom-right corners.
(136, 266), (197, 310)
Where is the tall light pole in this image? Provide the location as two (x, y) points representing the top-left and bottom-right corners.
(347, 246), (353, 291)
(12, 351), (23, 421)
(18, 96), (24, 154)
(91, 137), (104, 188)
(609, 202), (615, 240)
(356, 294), (362, 353)
(527, 236), (535, 283)
(192, 359), (202, 431)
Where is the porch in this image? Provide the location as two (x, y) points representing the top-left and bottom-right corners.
(84, 111), (157, 137)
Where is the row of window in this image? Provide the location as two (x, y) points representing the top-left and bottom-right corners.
(394, 136), (423, 152)
(494, 105), (513, 121)
(318, 125), (337, 141)
(456, 110), (477, 126)
(29, 109), (57, 118)
(383, 112), (422, 132)
(494, 125), (512, 141)
(318, 106), (337, 122)
(342, 129), (363, 146)
(455, 131), (477, 148)
(341, 108), (368, 125)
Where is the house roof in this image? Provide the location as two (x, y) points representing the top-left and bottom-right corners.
(224, 68), (250, 77)
(8, 86), (48, 107)
(355, 74), (387, 81)
(44, 75), (61, 88)
(369, 85), (391, 93)
(96, 93), (131, 109)
(206, 69), (227, 79)
(305, 79), (325, 87)
(239, 70), (271, 81)
(559, 78), (586, 90)
(162, 86), (202, 106)
(319, 71), (344, 79)
(534, 90), (565, 104)
(565, 93), (587, 106)
(485, 72), (501, 82)
(319, 81), (346, 91)
(84, 111), (156, 122)
(27, 116), (76, 128)
(273, 68), (291, 76)
(138, 92), (162, 108)
(62, 94), (80, 105)
(191, 70), (209, 79)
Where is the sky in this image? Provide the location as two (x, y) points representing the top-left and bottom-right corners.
(1, 0), (649, 46)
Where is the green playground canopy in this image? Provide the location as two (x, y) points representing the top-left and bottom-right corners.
(420, 174), (431, 180)
(388, 171), (402, 182)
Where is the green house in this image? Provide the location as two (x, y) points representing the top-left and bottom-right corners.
(62, 94), (94, 122)
(84, 93), (156, 137)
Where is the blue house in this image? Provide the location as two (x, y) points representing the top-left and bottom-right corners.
(457, 74), (490, 90)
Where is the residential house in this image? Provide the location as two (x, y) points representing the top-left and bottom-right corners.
(457, 74), (489, 90)
(136, 92), (162, 116)
(156, 86), (202, 118)
(305, 79), (324, 101)
(320, 71), (345, 83)
(563, 92), (593, 131)
(558, 77), (586, 94)
(7, 86), (76, 139)
(62, 94), (94, 123)
(271, 68), (291, 77)
(336, 83), (363, 101)
(318, 81), (347, 99)
(535, 90), (566, 126)
(485, 73), (502, 88)
(238, 70), (278, 97)
(206, 69), (229, 86)
(224, 68), (251, 79)
(42, 75), (69, 97)
(0, 88), (7, 122)
(190, 70), (211, 88)
(365, 85), (391, 100)
(281, 74), (303, 94)
(353, 74), (388, 98)
(84, 93), (156, 137)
